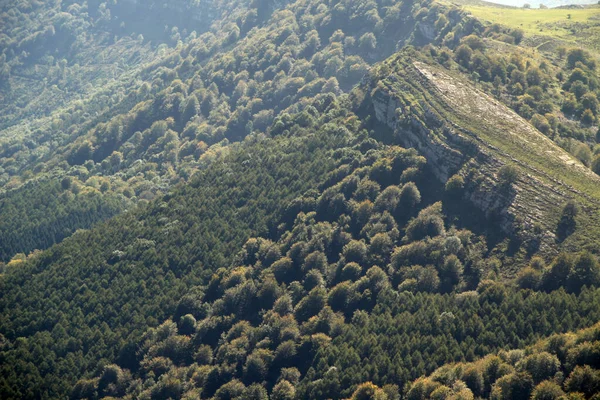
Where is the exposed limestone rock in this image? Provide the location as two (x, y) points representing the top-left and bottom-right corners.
(417, 23), (436, 42)
(363, 57), (600, 252)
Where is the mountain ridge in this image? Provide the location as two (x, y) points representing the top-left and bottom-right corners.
(3, 0), (600, 398)
(358, 52), (600, 256)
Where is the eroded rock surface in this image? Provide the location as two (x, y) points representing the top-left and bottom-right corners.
(363, 57), (600, 251)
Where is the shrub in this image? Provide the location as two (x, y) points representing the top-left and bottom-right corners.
(405, 202), (445, 241)
(445, 174), (465, 195)
(516, 267), (541, 290)
(178, 314), (197, 335)
(498, 164), (519, 186)
(564, 365), (600, 397)
(557, 202), (578, 241)
(490, 372), (533, 400)
(343, 240), (368, 264)
(519, 352), (560, 383)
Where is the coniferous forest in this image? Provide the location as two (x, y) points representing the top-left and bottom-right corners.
(2, 0), (600, 398)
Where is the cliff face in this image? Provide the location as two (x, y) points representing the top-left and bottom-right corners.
(362, 56), (600, 251)
(370, 80), (466, 183)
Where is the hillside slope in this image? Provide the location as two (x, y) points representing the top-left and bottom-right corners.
(3, 0), (600, 399)
(405, 319), (600, 399)
(358, 52), (600, 258)
(0, 0), (475, 263)
(0, 95), (375, 398)
(2, 49), (600, 398)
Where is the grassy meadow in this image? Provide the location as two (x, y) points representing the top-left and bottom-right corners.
(463, 3), (600, 50)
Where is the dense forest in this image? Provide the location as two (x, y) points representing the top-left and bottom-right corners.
(0, 0), (598, 261)
(406, 320), (600, 399)
(1, 0), (600, 398)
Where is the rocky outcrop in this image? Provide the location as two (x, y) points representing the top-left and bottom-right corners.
(368, 65), (518, 235)
(417, 23), (436, 42)
(364, 58), (600, 250)
(370, 78), (466, 183)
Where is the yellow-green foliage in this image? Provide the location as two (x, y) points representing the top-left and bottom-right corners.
(407, 321), (600, 399)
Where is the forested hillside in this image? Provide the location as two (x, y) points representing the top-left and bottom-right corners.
(2, 0), (600, 399)
(406, 319), (600, 399)
(0, 0), (472, 262)
(0, 95), (357, 397)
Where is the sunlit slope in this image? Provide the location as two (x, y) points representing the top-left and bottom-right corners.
(463, 3), (600, 51)
(405, 319), (600, 399)
(361, 53), (600, 252)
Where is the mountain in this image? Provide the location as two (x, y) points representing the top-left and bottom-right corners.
(0, 0), (471, 262)
(1, 0), (600, 399)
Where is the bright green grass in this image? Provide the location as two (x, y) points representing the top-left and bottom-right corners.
(464, 4), (600, 49)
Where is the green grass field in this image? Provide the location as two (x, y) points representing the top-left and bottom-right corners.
(463, 4), (600, 50)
